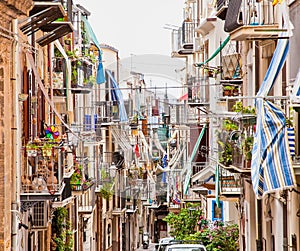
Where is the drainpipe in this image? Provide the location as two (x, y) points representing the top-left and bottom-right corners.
(11, 19), (21, 251)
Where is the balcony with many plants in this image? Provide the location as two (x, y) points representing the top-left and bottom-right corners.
(217, 101), (255, 173)
(21, 135), (68, 199)
(70, 159), (96, 193)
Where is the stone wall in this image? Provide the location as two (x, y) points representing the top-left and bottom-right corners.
(0, 1), (33, 249)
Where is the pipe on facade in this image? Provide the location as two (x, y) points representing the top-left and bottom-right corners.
(11, 18), (21, 251)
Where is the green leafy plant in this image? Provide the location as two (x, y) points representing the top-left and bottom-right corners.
(54, 47), (63, 58)
(163, 203), (202, 240)
(242, 136), (254, 161)
(187, 222), (239, 251)
(218, 140), (233, 166)
(52, 207), (73, 251)
(286, 117), (293, 127)
(232, 101), (243, 113)
(99, 181), (114, 200)
(223, 85), (234, 91)
(70, 165), (82, 186)
(42, 143), (53, 157)
(26, 142), (39, 150)
(163, 204), (239, 250)
(71, 67), (77, 84)
(222, 119), (238, 131)
(232, 101), (255, 114)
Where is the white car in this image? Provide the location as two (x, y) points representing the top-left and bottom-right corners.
(156, 237), (174, 251)
(165, 243), (207, 251)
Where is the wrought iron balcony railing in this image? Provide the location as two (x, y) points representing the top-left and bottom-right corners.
(22, 140), (66, 196)
(171, 21), (196, 57)
(187, 76), (210, 106)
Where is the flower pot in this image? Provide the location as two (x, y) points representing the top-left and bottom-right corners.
(27, 149), (37, 157)
(42, 149), (52, 157)
(223, 90), (232, 96)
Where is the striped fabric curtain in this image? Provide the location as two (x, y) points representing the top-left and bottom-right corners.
(251, 100), (296, 197)
(251, 4), (296, 197)
(287, 127), (295, 157)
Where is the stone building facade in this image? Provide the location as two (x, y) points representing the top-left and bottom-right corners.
(0, 1), (33, 249)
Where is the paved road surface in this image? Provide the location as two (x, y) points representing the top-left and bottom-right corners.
(135, 242), (157, 251)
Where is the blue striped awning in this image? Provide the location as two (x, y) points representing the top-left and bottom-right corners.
(106, 70), (128, 122)
(251, 100), (295, 197)
(251, 21), (296, 197)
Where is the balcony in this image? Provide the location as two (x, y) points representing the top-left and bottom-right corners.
(224, 0), (282, 41)
(216, 0), (228, 20)
(20, 1), (73, 46)
(78, 184), (96, 213)
(171, 21), (196, 57)
(21, 140), (69, 201)
(52, 57), (67, 99)
(187, 77), (210, 107)
(220, 169), (242, 197)
(71, 178), (96, 192)
(70, 157), (96, 194)
(95, 101), (119, 125)
(293, 157), (300, 176)
(217, 116), (254, 174)
(70, 60), (95, 94)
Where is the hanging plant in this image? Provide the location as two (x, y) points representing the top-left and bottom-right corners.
(99, 182), (114, 200)
(70, 165), (83, 190)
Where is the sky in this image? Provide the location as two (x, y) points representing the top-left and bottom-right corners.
(74, 0), (187, 99)
(74, 0), (185, 59)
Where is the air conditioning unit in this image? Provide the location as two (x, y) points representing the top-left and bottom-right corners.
(194, 37), (204, 52)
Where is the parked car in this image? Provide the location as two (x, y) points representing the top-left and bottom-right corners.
(165, 243), (207, 251)
(155, 237), (174, 251)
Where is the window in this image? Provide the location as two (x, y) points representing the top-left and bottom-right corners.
(212, 200), (223, 221)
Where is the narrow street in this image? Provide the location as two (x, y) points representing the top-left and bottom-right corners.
(1, 0), (300, 251)
(136, 242), (157, 251)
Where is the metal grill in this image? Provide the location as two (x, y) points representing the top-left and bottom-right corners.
(32, 202), (47, 228)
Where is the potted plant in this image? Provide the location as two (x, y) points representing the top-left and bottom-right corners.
(70, 165), (83, 190)
(99, 182), (114, 200)
(242, 136), (254, 167)
(223, 119), (239, 131)
(26, 142), (39, 157)
(223, 85), (234, 96)
(218, 140), (233, 166)
(233, 101), (256, 114)
(42, 143), (53, 157)
(233, 86), (239, 96)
